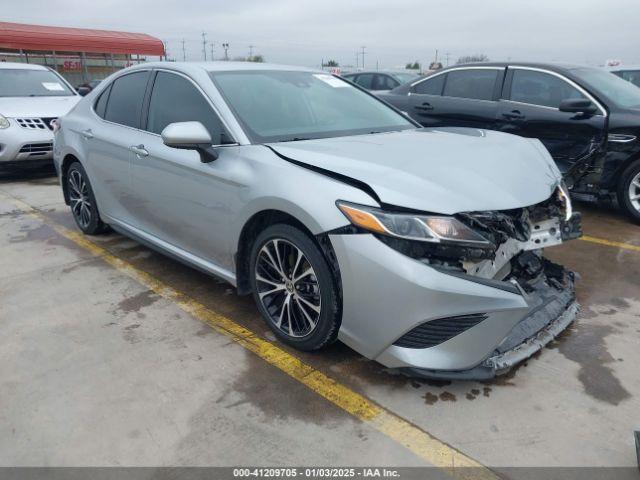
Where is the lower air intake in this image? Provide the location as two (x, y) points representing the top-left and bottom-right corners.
(393, 313), (488, 349)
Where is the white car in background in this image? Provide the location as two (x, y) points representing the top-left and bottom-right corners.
(0, 62), (80, 169)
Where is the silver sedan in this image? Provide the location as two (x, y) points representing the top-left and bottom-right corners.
(53, 62), (582, 379)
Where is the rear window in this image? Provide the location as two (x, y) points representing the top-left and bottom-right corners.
(0, 69), (74, 97)
(104, 71), (150, 128)
(442, 69), (498, 100)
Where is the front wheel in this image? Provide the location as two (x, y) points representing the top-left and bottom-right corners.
(617, 159), (640, 223)
(66, 161), (107, 234)
(249, 224), (341, 351)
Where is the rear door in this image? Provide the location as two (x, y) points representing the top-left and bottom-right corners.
(406, 67), (504, 129)
(84, 70), (150, 223)
(496, 67), (607, 176)
(129, 70), (238, 267)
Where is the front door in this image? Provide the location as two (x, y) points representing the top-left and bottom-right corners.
(128, 70), (239, 272)
(496, 67), (607, 177)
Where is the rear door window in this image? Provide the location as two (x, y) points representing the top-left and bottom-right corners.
(94, 84), (111, 118)
(413, 74), (445, 95)
(145, 71), (229, 144)
(509, 69), (585, 108)
(104, 71), (150, 128)
(442, 69), (498, 100)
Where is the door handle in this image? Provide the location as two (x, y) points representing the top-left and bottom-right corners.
(414, 102), (434, 111)
(129, 144), (149, 157)
(502, 110), (525, 120)
(81, 129), (94, 139)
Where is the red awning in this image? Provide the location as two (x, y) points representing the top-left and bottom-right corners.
(0, 21), (165, 56)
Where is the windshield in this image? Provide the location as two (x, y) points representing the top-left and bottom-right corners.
(571, 67), (640, 109)
(392, 72), (420, 84)
(0, 69), (74, 97)
(210, 70), (414, 143)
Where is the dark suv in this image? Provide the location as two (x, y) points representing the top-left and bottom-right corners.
(380, 63), (640, 222)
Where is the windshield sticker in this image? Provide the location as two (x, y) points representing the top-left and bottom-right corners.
(42, 82), (65, 91)
(313, 74), (349, 88)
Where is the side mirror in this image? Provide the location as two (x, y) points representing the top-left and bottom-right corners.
(559, 98), (597, 115)
(77, 86), (91, 97)
(161, 121), (218, 162)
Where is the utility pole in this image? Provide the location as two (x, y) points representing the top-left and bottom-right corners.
(222, 43), (230, 61)
(202, 32), (207, 61)
(248, 45), (255, 59)
(181, 39), (186, 62)
(355, 51), (359, 69)
(210, 43), (214, 61)
(360, 46), (366, 69)
(445, 51), (451, 66)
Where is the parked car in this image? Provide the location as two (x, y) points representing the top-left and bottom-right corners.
(54, 62), (581, 379)
(608, 65), (640, 88)
(379, 62), (640, 222)
(342, 70), (420, 92)
(0, 62), (80, 169)
(76, 79), (103, 96)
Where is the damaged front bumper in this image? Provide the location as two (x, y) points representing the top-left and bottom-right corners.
(329, 203), (581, 380)
(405, 260), (579, 380)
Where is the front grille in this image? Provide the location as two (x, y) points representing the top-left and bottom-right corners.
(19, 142), (53, 155)
(15, 117), (57, 131)
(393, 313), (488, 349)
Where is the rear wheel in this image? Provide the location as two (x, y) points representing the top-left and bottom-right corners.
(66, 162), (107, 234)
(617, 159), (640, 223)
(249, 224), (340, 351)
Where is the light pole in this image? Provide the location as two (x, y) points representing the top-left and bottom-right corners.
(202, 32), (207, 61)
(222, 43), (230, 61)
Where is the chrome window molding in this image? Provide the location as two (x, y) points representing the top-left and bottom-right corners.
(507, 66), (608, 117)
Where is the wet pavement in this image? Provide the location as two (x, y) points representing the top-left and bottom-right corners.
(1, 170), (639, 470)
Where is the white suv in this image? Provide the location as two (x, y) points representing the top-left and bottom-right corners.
(0, 62), (80, 168)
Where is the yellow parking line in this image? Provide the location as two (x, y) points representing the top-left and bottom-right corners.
(580, 235), (640, 252)
(3, 193), (497, 480)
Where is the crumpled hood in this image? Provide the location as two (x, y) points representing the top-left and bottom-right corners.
(269, 128), (561, 214)
(0, 96), (80, 118)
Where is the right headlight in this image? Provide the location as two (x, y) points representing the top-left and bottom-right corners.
(557, 181), (572, 222)
(0, 114), (9, 129)
(336, 201), (491, 246)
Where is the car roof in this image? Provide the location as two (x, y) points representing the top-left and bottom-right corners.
(0, 61), (49, 71)
(440, 61), (592, 74)
(343, 70), (417, 75)
(129, 61), (319, 74)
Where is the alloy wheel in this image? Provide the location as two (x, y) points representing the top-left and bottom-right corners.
(254, 238), (321, 338)
(68, 169), (93, 229)
(629, 171), (640, 213)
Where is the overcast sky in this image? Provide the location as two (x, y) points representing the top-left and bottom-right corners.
(4, 0), (640, 69)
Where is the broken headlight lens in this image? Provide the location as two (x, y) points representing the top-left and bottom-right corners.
(336, 201), (491, 245)
(557, 181), (573, 222)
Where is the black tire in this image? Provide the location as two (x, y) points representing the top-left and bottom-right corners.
(616, 159), (640, 223)
(66, 161), (107, 235)
(249, 224), (341, 351)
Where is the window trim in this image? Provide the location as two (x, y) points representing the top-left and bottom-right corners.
(505, 66), (607, 116)
(142, 68), (238, 146)
(409, 66), (504, 102)
(90, 69), (152, 132)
